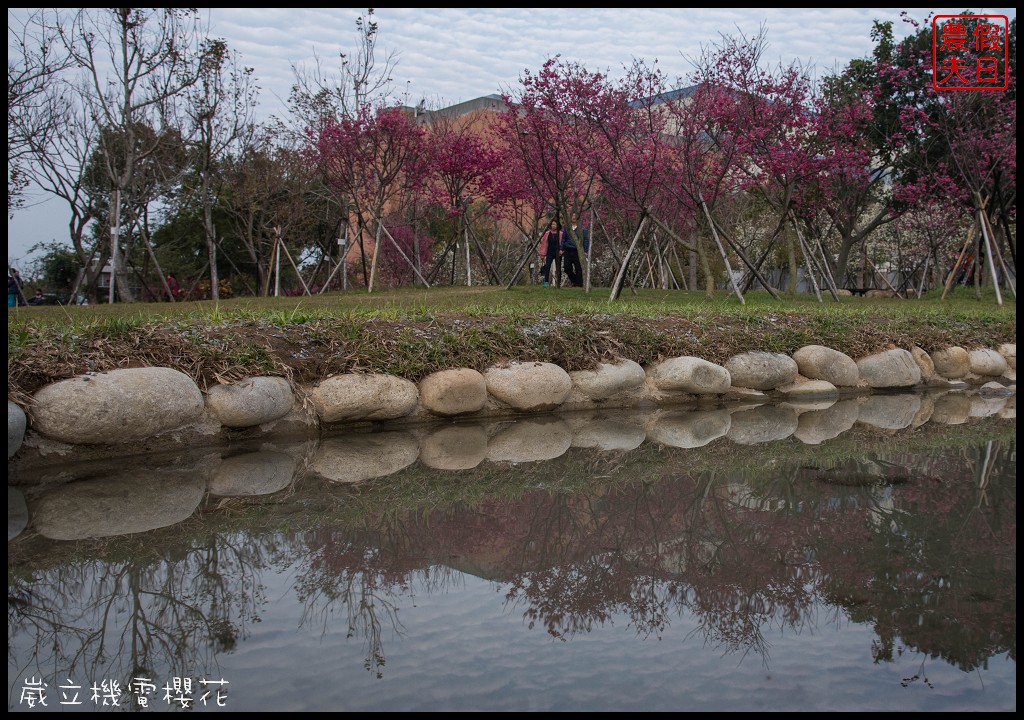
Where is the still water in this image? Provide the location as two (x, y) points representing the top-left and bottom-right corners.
(8, 392), (1017, 712)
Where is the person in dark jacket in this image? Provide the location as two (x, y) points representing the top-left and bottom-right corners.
(561, 220), (590, 288)
(538, 219), (566, 287)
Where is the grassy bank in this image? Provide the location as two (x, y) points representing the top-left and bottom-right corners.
(6, 286), (1016, 402)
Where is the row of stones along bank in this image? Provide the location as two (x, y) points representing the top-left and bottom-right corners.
(7, 343), (1016, 456)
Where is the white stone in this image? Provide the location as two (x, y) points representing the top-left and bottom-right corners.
(968, 348), (1009, 377)
(483, 362), (572, 412)
(31, 367), (204, 445)
(792, 345), (859, 386)
(570, 359), (646, 400)
(977, 381), (1013, 398)
(419, 368), (488, 416)
(311, 374), (419, 423)
(931, 347), (970, 379)
(910, 346), (935, 380)
(724, 351), (798, 391)
(8, 401), (26, 458)
(647, 356), (731, 394)
(777, 379), (839, 399)
(207, 376), (295, 428)
(998, 343), (1016, 370)
(856, 349), (922, 388)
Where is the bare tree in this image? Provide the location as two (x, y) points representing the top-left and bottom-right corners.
(7, 9), (72, 213)
(57, 8), (212, 303)
(287, 8), (399, 130)
(183, 39), (258, 300)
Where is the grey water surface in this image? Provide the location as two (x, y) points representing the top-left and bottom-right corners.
(8, 391), (1016, 712)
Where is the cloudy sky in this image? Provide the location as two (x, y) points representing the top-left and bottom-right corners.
(8, 7), (1017, 266)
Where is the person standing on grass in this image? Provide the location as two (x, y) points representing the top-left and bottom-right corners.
(539, 219), (566, 287)
(561, 220), (590, 288)
(8, 268), (25, 307)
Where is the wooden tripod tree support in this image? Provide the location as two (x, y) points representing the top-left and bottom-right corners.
(790, 211), (840, 301)
(367, 210), (433, 288)
(941, 223), (977, 300)
(609, 216), (649, 301)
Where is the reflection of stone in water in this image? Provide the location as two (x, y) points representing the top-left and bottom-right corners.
(998, 395), (1015, 420)
(569, 418), (646, 451)
(486, 417), (572, 463)
(9, 487), (28, 541)
(911, 394), (935, 427)
(969, 394), (1007, 419)
(30, 474), (206, 540)
(857, 394), (921, 430)
(930, 393), (972, 425)
(420, 424), (488, 470)
(793, 400), (859, 445)
(647, 409), (731, 449)
(726, 406), (798, 445)
(209, 450), (297, 496)
(312, 432), (419, 483)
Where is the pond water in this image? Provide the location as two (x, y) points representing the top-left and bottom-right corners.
(7, 391), (1017, 712)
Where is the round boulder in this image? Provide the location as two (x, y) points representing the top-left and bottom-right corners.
(931, 347), (970, 379)
(647, 356), (731, 394)
(9, 401), (26, 458)
(724, 352), (798, 391)
(792, 345), (859, 387)
(206, 376), (295, 428)
(483, 362), (571, 412)
(855, 349), (922, 388)
(418, 368), (488, 416)
(998, 343), (1016, 370)
(31, 367), (204, 445)
(310, 374), (419, 423)
(570, 359), (646, 400)
(968, 348), (1009, 377)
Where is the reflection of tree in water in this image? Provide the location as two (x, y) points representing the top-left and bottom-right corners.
(290, 525), (462, 678)
(828, 440), (1017, 672)
(424, 439), (1015, 671)
(8, 531), (272, 706)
